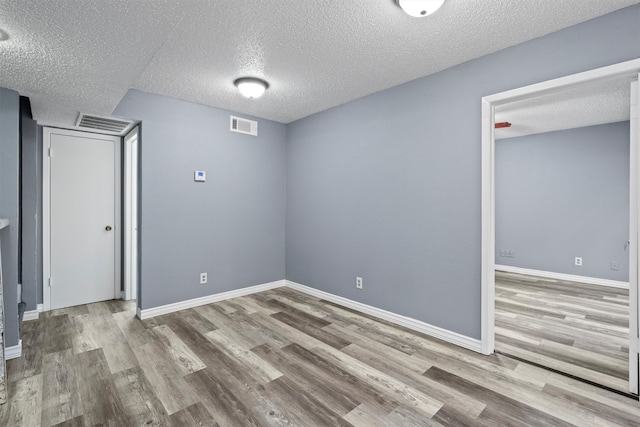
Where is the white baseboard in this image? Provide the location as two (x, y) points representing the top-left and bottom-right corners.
(134, 278), (482, 354)
(285, 280), (483, 353)
(137, 280), (286, 320)
(23, 310), (39, 321)
(22, 304), (44, 321)
(495, 265), (629, 289)
(5, 339), (22, 360)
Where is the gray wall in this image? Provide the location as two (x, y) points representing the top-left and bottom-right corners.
(113, 91), (286, 310)
(496, 122), (630, 282)
(285, 6), (640, 339)
(0, 87), (20, 347)
(21, 108), (39, 311)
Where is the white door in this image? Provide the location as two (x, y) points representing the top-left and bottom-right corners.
(631, 78), (640, 395)
(44, 128), (120, 310)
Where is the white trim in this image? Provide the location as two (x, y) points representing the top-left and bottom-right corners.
(22, 304), (44, 321)
(5, 339), (22, 360)
(135, 278), (482, 352)
(481, 98), (496, 356)
(286, 280), (483, 353)
(123, 127), (138, 301)
(495, 265), (629, 289)
(22, 310), (39, 321)
(43, 127), (121, 311)
(137, 280), (286, 320)
(630, 77), (640, 395)
(114, 131), (122, 305)
(43, 127), (50, 311)
(481, 58), (640, 394)
(483, 59), (640, 106)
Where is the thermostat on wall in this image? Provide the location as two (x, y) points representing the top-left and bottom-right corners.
(194, 170), (206, 182)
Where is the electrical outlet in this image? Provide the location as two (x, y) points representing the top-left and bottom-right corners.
(356, 277), (363, 289)
(611, 261), (619, 271)
(574, 257), (582, 267)
(501, 250), (516, 258)
(200, 272), (207, 284)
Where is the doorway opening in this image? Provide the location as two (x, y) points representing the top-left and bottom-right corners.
(481, 59), (640, 397)
(43, 127), (121, 310)
(43, 125), (140, 310)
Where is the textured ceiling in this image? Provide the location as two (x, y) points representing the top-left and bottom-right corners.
(0, 0), (639, 127)
(495, 76), (633, 139)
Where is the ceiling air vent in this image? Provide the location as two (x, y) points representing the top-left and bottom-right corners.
(76, 113), (134, 135)
(230, 115), (258, 136)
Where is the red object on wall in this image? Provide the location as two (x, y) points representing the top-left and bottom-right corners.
(495, 122), (512, 128)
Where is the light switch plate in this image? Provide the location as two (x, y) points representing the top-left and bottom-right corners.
(194, 170), (206, 182)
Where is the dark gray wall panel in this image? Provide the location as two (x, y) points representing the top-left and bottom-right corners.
(37, 125), (43, 306)
(21, 112), (38, 311)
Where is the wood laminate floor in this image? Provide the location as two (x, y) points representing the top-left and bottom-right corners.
(1, 286), (639, 426)
(495, 270), (630, 394)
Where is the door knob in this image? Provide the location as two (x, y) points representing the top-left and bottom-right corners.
(105, 225), (112, 231)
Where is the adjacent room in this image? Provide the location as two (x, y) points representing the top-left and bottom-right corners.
(1, 1), (639, 425)
(493, 76), (633, 394)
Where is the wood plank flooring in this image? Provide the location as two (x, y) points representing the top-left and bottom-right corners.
(1, 286), (639, 426)
(495, 270), (630, 394)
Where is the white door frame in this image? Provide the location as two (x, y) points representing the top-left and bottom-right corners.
(630, 77), (639, 395)
(43, 127), (121, 311)
(481, 58), (640, 394)
(123, 127), (138, 301)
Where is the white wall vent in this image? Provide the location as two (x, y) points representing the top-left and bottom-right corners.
(76, 113), (134, 135)
(230, 115), (258, 136)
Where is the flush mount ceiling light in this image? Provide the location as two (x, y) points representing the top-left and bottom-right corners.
(234, 77), (269, 99)
(395, 0), (445, 17)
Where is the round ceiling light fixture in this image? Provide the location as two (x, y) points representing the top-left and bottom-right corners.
(234, 77), (269, 99)
(395, 0), (445, 17)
